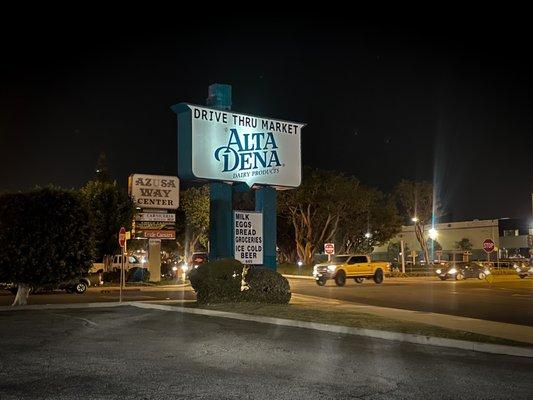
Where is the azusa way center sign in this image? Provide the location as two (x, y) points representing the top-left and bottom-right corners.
(172, 104), (304, 188)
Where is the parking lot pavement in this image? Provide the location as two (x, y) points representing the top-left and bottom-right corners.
(288, 277), (533, 326)
(0, 306), (532, 399)
(0, 286), (196, 307)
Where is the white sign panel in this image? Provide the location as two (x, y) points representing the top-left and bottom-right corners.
(129, 174), (179, 210)
(135, 212), (176, 222)
(234, 210), (263, 265)
(182, 104), (304, 188)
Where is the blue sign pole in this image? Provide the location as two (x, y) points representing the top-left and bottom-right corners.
(207, 84), (233, 262)
(255, 187), (277, 269)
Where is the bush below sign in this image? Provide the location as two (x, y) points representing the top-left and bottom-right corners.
(188, 259), (291, 305)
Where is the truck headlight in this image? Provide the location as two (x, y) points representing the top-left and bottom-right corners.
(448, 268), (457, 274)
(327, 265), (337, 272)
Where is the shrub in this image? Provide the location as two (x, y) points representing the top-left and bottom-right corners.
(127, 267), (150, 282)
(189, 259), (291, 305)
(489, 268), (518, 276)
(103, 270), (121, 283)
(243, 267), (291, 304)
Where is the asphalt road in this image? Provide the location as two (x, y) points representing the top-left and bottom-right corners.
(1, 306), (532, 399)
(1, 277), (532, 327)
(289, 277), (533, 326)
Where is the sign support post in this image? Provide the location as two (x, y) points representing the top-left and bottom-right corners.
(207, 84), (234, 262)
(255, 187), (276, 269)
(400, 240), (406, 274)
(118, 227), (126, 303)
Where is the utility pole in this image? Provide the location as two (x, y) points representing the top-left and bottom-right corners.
(400, 240), (406, 274)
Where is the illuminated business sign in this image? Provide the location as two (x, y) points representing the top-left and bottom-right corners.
(128, 174), (179, 209)
(234, 210), (263, 265)
(173, 104), (304, 188)
(142, 230), (176, 240)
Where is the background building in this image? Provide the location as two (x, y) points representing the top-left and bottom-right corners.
(373, 218), (532, 263)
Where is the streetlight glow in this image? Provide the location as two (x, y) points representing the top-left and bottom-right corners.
(411, 217), (419, 223)
(429, 228), (438, 240)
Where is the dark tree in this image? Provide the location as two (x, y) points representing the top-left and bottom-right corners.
(80, 180), (134, 267)
(395, 180), (442, 265)
(94, 152), (111, 183)
(0, 188), (94, 305)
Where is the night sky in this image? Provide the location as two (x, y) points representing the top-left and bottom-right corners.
(1, 14), (531, 221)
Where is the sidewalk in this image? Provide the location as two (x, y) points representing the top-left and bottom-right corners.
(89, 283), (191, 292)
(291, 293), (533, 344)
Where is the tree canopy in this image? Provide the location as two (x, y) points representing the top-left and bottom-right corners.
(279, 167), (401, 265)
(0, 188), (94, 303)
(395, 180), (442, 265)
(179, 186), (209, 259)
(80, 180), (134, 262)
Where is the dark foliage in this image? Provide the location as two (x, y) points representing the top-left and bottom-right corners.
(0, 188), (94, 286)
(189, 259), (291, 305)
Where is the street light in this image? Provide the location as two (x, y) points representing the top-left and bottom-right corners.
(364, 232), (372, 239)
(429, 228), (438, 240)
(411, 217), (419, 223)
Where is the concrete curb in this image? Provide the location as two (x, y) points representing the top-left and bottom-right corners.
(282, 274), (314, 280)
(130, 302), (533, 359)
(0, 301), (127, 312)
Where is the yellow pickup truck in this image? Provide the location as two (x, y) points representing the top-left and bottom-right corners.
(313, 254), (390, 286)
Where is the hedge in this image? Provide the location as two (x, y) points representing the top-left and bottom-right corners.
(189, 259), (291, 305)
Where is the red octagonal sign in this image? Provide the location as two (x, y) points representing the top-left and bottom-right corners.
(118, 227), (126, 248)
(324, 243), (335, 255)
(482, 238), (495, 253)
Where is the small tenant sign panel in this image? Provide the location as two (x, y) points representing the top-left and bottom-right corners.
(128, 174), (179, 209)
(135, 212), (176, 222)
(234, 210), (263, 265)
(172, 104), (304, 188)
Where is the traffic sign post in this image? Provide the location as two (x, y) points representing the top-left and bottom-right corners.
(324, 243), (334, 262)
(118, 227), (126, 303)
(483, 238), (495, 263)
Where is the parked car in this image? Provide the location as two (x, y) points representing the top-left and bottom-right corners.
(7, 272), (103, 295)
(509, 261), (532, 279)
(312, 255), (391, 286)
(435, 262), (491, 281)
(111, 254), (142, 271)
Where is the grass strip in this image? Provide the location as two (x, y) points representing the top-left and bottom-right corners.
(174, 301), (533, 348)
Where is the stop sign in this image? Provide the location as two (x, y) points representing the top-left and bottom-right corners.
(118, 227), (126, 248)
(324, 243), (335, 255)
(482, 238), (495, 253)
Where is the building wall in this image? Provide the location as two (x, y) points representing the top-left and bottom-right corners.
(374, 219), (499, 253)
(373, 219), (500, 261)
